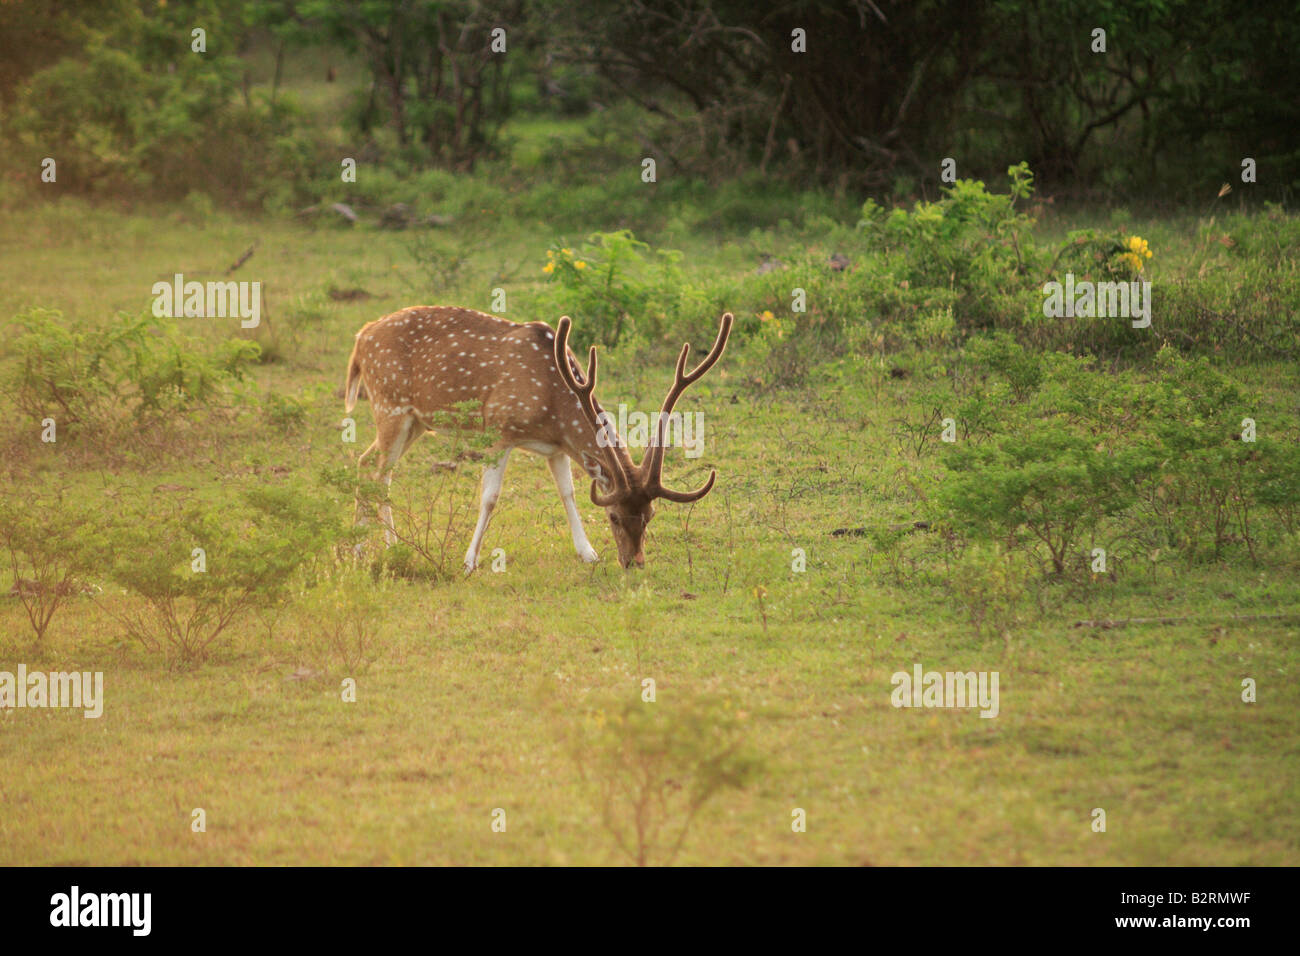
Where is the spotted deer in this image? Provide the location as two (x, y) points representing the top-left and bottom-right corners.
(344, 307), (733, 570)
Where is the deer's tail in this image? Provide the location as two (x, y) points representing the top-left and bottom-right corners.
(344, 334), (366, 413)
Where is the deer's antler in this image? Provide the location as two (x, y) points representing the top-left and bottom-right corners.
(554, 316), (632, 505)
(639, 312), (733, 502)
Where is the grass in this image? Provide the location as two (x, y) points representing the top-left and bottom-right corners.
(0, 182), (1297, 865)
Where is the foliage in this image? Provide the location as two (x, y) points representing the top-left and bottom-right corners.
(937, 338), (1299, 576)
(7, 309), (260, 437)
(97, 485), (346, 666)
(947, 543), (1031, 638)
(2, 3), (318, 206)
(271, 0), (527, 169)
(534, 230), (696, 348)
(0, 496), (105, 646)
(563, 693), (762, 866)
(555, 0), (1300, 196)
(942, 419), (1151, 575)
(295, 567), (387, 674)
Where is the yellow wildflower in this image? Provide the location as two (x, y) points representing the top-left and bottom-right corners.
(543, 262), (555, 274)
(1126, 235), (1153, 259)
(1117, 235), (1152, 273)
(574, 260), (587, 270)
(759, 310), (774, 322)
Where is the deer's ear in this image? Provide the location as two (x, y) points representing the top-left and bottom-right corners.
(580, 452), (606, 483)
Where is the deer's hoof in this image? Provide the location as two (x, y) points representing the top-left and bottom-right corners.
(578, 546), (599, 564)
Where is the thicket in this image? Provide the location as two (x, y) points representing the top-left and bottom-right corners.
(2, 1), (1296, 208)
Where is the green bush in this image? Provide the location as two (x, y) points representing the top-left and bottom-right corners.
(98, 485), (347, 666)
(533, 230), (699, 348)
(941, 423), (1151, 575)
(938, 339), (1298, 574)
(856, 162), (1042, 332)
(948, 543), (1032, 638)
(1137, 347), (1277, 561)
(295, 568), (387, 675)
(7, 309), (260, 437)
(4, 12), (318, 208)
(560, 693), (762, 866)
(0, 495), (105, 646)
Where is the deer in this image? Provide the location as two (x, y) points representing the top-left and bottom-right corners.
(343, 306), (734, 571)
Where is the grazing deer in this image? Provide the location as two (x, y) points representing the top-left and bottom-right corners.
(344, 307), (733, 570)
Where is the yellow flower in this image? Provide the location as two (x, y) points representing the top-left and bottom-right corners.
(759, 310), (774, 322)
(561, 248), (573, 257)
(1125, 235), (1153, 259)
(574, 260), (587, 270)
(543, 262), (555, 274)
(1116, 235), (1152, 273)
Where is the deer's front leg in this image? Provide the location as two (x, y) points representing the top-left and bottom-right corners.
(464, 448), (513, 574)
(547, 453), (599, 563)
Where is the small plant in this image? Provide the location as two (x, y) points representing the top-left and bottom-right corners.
(948, 544), (1029, 638)
(856, 162), (1042, 331)
(0, 496), (103, 646)
(1138, 347), (1268, 561)
(262, 390), (311, 434)
(941, 423), (1151, 576)
(297, 569), (386, 674)
(1046, 228), (1154, 282)
(565, 693), (762, 866)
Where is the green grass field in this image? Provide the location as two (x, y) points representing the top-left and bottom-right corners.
(1, 191), (1296, 866)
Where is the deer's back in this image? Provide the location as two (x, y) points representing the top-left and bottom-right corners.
(353, 306), (584, 444)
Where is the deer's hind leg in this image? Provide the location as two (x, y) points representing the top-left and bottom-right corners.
(356, 412), (425, 547)
(353, 437), (381, 532)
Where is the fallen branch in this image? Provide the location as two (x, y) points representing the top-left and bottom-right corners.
(225, 243), (258, 275)
(1071, 612), (1300, 629)
(831, 521), (930, 537)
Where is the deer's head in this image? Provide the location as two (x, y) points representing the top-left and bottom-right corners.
(555, 312), (734, 569)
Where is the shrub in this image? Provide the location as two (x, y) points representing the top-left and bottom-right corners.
(98, 486), (345, 666)
(562, 693), (762, 866)
(7, 309), (260, 439)
(941, 424), (1151, 575)
(532, 230), (697, 348)
(948, 544), (1031, 638)
(296, 569), (387, 675)
(2, 9), (322, 209)
(262, 391), (311, 434)
(0, 496), (104, 646)
(855, 162), (1042, 332)
(1137, 347), (1276, 561)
